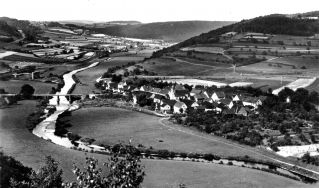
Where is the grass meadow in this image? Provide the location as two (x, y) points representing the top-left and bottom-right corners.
(1, 101), (310, 187)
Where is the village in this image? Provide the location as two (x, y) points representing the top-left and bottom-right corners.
(98, 78), (265, 116)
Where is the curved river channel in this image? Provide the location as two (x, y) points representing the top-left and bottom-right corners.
(32, 62), (99, 147)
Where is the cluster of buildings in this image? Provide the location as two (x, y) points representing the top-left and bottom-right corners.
(99, 79), (267, 116)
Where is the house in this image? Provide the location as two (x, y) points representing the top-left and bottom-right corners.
(236, 106), (248, 116)
(132, 91), (151, 105)
(160, 99), (177, 114)
(174, 90), (189, 100)
(194, 93), (208, 103)
(173, 101), (187, 114)
(212, 91), (225, 101)
(190, 88), (202, 96)
(219, 98), (234, 109)
(181, 99), (198, 109)
(168, 84), (189, 100)
(203, 89), (215, 99)
(201, 101), (214, 112)
(159, 87), (171, 96)
(117, 81), (127, 91)
(232, 94), (241, 102)
(153, 94), (165, 103)
(105, 81), (118, 91)
(242, 96), (265, 109)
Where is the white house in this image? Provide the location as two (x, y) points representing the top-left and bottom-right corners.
(211, 91), (226, 101)
(173, 101), (187, 114)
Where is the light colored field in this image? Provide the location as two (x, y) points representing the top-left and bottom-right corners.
(273, 77), (316, 95)
(249, 78), (290, 91)
(48, 28), (76, 34)
(163, 78), (227, 88)
(1, 101), (310, 187)
(0, 80), (57, 94)
(0, 51), (17, 58)
(181, 46), (224, 53)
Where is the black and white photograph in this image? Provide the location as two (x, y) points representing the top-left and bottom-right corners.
(1, 0), (319, 187)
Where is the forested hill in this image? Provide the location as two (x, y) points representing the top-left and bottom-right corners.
(0, 20), (21, 38)
(89, 21), (234, 42)
(0, 17), (42, 42)
(152, 14), (319, 57)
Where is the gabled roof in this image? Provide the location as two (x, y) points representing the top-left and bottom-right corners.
(194, 93), (208, 100)
(162, 99), (177, 107)
(160, 87), (171, 95)
(214, 91), (225, 98)
(175, 90), (189, 97)
(174, 101), (187, 108)
(190, 88), (202, 95)
(202, 101), (214, 109)
(181, 99), (196, 108)
(203, 88), (215, 97)
(174, 84), (186, 91)
(237, 106), (248, 114)
(220, 98), (232, 105)
(154, 94), (164, 100)
(223, 108), (236, 115)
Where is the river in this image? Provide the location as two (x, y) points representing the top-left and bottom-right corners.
(32, 62), (99, 147)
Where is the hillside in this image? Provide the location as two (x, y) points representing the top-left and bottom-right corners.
(289, 11), (319, 18)
(89, 21), (234, 41)
(0, 21), (21, 39)
(152, 14), (319, 57)
(0, 17), (42, 42)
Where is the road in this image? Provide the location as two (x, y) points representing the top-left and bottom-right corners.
(158, 117), (319, 177)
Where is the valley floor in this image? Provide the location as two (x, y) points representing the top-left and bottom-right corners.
(0, 100), (310, 188)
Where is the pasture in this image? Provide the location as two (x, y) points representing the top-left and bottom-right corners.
(143, 159), (305, 188)
(142, 57), (231, 76)
(306, 78), (319, 93)
(66, 106), (282, 161)
(0, 101), (309, 187)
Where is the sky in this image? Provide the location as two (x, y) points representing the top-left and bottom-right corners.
(0, 0), (318, 23)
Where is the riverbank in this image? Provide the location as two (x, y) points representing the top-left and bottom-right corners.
(32, 62), (99, 147)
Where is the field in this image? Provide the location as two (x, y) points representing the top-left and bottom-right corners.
(142, 159), (306, 188)
(273, 78), (316, 95)
(142, 57), (230, 76)
(0, 80), (56, 94)
(1, 101), (310, 187)
(306, 78), (319, 93)
(65, 106), (283, 161)
(72, 56), (145, 94)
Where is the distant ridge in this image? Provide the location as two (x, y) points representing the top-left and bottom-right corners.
(152, 14), (319, 57)
(89, 21), (235, 42)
